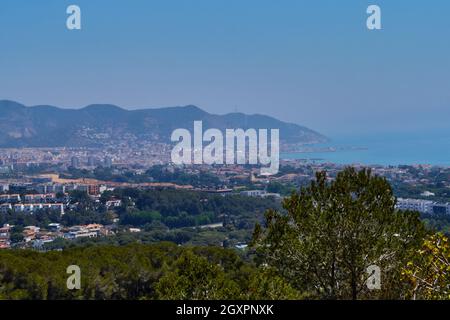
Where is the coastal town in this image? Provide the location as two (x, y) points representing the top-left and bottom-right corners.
(1, 146), (450, 250)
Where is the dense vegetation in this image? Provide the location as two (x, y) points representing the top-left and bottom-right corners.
(421, 213), (450, 235)
(252, 168), (449, 300)
(0, 243), (299, 300)
(392, 165), (450, 202)
(112, 188), (279, 228)
(1, 188), (280, 248)
(1, 167), (450, 300)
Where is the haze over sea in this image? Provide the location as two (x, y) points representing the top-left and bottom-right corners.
(282, 131), (450, 167)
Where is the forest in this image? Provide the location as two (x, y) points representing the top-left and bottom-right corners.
(0, 168), (449, 300)
(0, 243), (298, 300)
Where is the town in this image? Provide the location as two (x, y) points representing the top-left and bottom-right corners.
(1, 146), (450, 250)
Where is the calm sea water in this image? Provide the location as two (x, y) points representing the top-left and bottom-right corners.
(281, 132), (450, 166)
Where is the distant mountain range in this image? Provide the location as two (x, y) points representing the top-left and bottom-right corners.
(0, 100), (328, 148)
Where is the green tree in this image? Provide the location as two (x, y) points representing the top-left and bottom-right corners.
(402, 233), (450, 299)
(253, 167), (426, 300)
(155, 250), (240, 299)
(244, 269), (304, 300)
(10, 225), (24, 243)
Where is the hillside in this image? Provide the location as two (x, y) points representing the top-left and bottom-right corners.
(0, 100), (328, 147)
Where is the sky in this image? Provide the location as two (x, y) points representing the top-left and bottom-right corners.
(0, 0), (449, 138)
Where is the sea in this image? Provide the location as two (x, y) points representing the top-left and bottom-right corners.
(281, 132), (450, 167)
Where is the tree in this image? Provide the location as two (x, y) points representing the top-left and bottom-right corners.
(402, 233), (450, 299)
(266, 181), (295, 196)
(69, 190), (95, 211)
(155, 250), (240, 299)
(244, 269), (304, 300)
(252, 167), (426, 299)
(9, 231), (24, 244)
(9, 225), (24, 244)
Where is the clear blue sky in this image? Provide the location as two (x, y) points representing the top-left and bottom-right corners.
(0, 0), (449, 137)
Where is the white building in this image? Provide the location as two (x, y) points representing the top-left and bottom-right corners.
(421, 191), (435, 197)
(23, 193), (56, 203)
(396, 198), (434, 214)
(13, 203), (65, 215)
(240, 190), (267, 197)
(396, 198), (450, 215)
(64, 224), (102, 239)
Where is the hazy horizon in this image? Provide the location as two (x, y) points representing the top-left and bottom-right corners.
(1, 0), (449, 138)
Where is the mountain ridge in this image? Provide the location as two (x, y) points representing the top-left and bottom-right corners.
(0, 100), (328, 148)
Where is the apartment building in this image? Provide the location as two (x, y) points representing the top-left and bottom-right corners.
(0, 203), (12, 214)
(0, 224), (11, 249)
(13, 203), (65, 215)
(0, 194), (21, 203)
(23, 193), (56, 203)
(396, 198), (450, 215)
(64, 224), (103, 239)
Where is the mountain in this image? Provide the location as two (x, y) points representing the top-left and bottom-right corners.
(0, 100), (328, 148)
